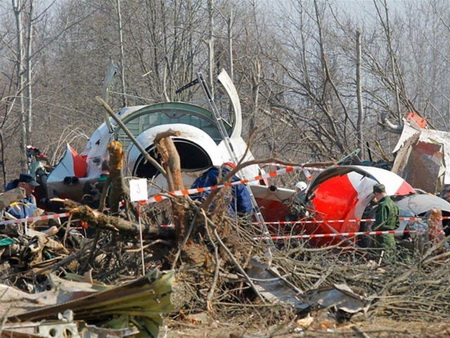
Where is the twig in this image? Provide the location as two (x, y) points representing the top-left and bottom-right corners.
(62, 214), (73, 247)
(204, 209), (221, 312)
(210, 223), (266, 304)
(351, 325), (371, 338)
(171, 205), (197, 270)
(124, 239), (172, 253)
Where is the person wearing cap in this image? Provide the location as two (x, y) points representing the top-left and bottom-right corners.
(372, 183), (399, 262)
(191, 162), (252, 216)
(6, 173), (40, 219)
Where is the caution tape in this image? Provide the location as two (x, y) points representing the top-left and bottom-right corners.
(147, 165), (323, 204)
(0, 212), (70, 226)
(262, 164), (321, 181)
(2, 212), (446, 232)
(254, 229), (422, 241)
(253, 216), (450, 226)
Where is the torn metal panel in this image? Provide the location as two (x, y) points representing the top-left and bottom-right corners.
(402, 142), (444, 193)
(391, 133), (419, 175)
(7, 269), (174, 338)
(301, 284), (367, 314)
(395, 193), (450, 216)
(393, 122), (450, 188)
(246, 257), (367, 317)
(48, 273), (110, 304)
(247, 256), (303, 308)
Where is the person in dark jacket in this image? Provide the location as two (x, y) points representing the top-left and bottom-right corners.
(372, 183), (400, 262)
(191, 162), (252, 216)
(6, 173), (39, 219)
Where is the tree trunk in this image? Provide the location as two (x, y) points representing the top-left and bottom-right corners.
(208, 0), (215, 96)
(107, 141), (126, 214)
(227, 9), (233, 81)
(154, 130), (186, 242)
(25, 0), (34, 147)
(12, 0), (27, 171)
(115, 0), (127, 107)
(356, 30), (365, 160)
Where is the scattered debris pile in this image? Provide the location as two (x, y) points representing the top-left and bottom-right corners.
(0, 136), (449, 336)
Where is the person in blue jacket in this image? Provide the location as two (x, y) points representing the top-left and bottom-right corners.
(191, 162), (253, 216)
(6, 173), (39, 219)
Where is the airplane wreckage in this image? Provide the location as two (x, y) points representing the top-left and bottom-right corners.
(27, 70), (450, 246)
(3, 70), (449, 336)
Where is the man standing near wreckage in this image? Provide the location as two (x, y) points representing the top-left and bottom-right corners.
(6, 173), (39, 219)
(372, 183), (400, 261)
(191, 162), (252, 217)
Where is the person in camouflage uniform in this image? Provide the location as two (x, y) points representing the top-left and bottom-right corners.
(373, 183), (400, 262)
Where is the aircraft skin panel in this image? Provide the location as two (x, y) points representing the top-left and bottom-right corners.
(47, 144), (93, 200)
(117, 102), (230, 144)
(305, 166), (416, 246)
(250, 185), (293, 223)
(352, 165), (415, 195)
(81, 102), (233, 179)
(81, 123), (113, 179)
(126, 123), (223, 175)
(311, 174), (358, 225)
(217, 138), (260, 179)
(218, 69), (242, 139)
(47, 144), (76, 183)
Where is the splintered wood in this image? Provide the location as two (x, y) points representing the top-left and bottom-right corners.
(154, 130), (187, 242)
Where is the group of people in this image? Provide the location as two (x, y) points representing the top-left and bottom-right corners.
(3, 164), (111, 220)
(2, 165), (445, 265)
(2, 161), (251, 222)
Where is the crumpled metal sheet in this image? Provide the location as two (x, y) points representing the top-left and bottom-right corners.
(247, 257), (367, 315)
(393, 122), (450, 187)
(7, 269), (174, 338)
(247, 256), (304, 308)
(301, 284), (367, 314)
(395, 193), (450, 216)
(402, 142), (444, 193)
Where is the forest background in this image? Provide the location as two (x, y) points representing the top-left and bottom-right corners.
(1, 0), (449, 189)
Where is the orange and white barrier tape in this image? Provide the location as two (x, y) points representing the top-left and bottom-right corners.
(147, 165), (323, 204)
(254, 229), (423, 241)
(262, 164), (322, 180)
(134, 215), (449, 231)
(0, 212), (70, 226)
(252, 216), (450, 226)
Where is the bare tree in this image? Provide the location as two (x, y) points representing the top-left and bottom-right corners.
(114, 0), (127, 107)
(3, 0), (450, 181)
(12, 0), (27, 171)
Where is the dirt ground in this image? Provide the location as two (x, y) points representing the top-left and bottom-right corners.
(162, 316), (450, 337)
